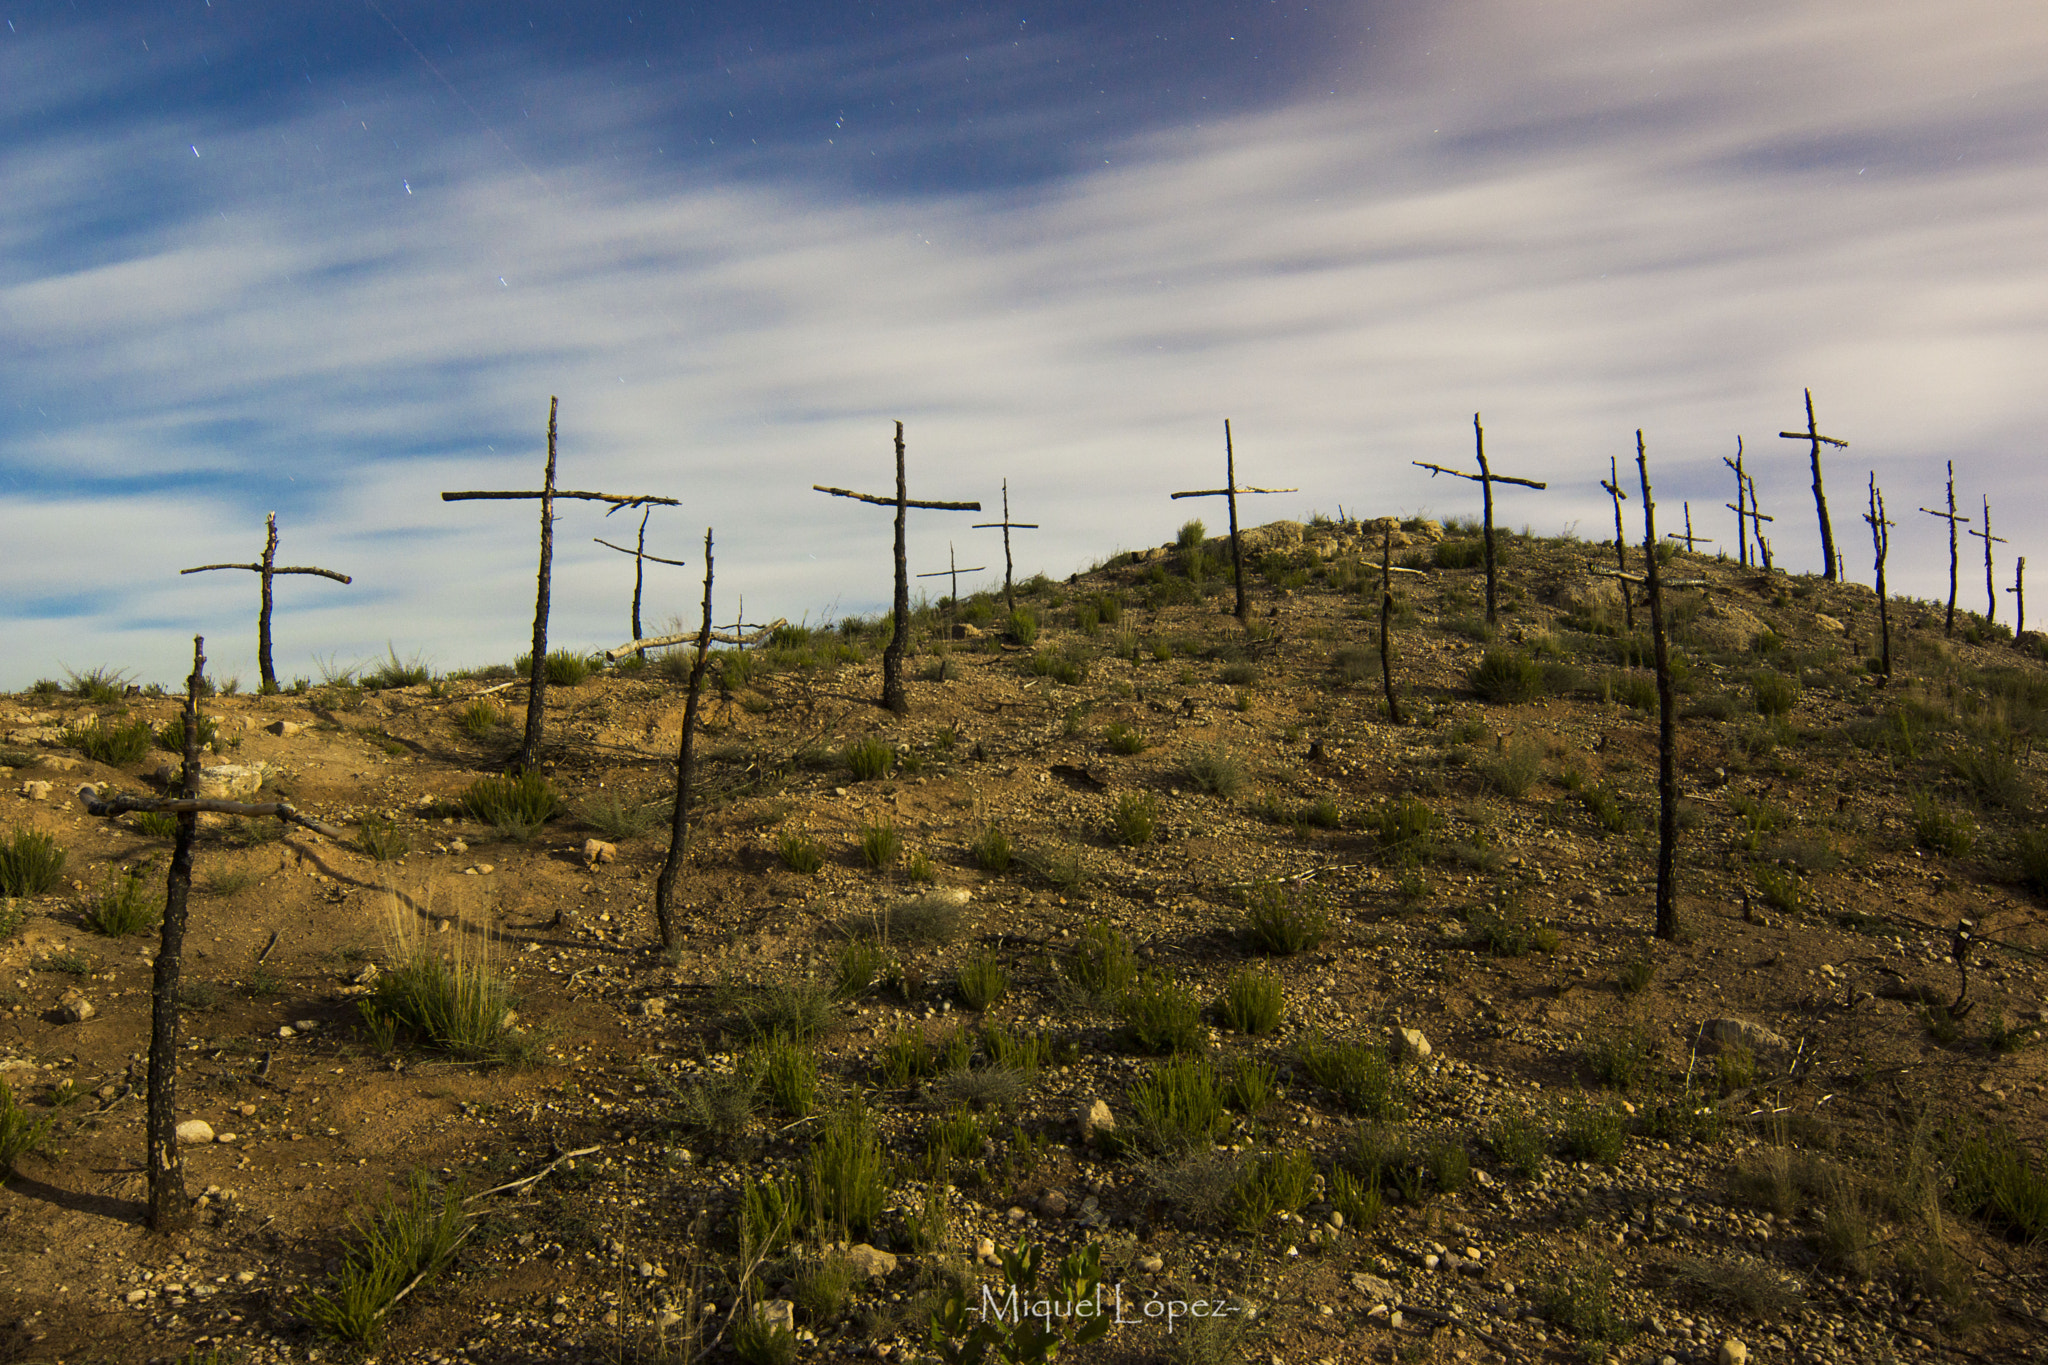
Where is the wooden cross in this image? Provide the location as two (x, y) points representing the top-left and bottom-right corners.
(814, 421), (981, 713)
(180, 512), (352, 694)
(1413, 412), (1546, 626)
(1665, 502), (1713, 553)
(1722, 440), (1749, 566)
(1599, 455), (1635, 629)
(1968, 496), (2008, 626)
(1743, 472), (1774, 570)
(916, 543), (987, 629)
(2009, 557), (2027, 640)
(1778, 388), (1848, 582)
(717, 594), (771, 654)
(442, 396), (680, 771)
(1865, 473), (1895, 680)
(1373, 521), (1426, 724)
(1918, 462), (1970, 637)
(1633, 430), (1679, 942)
(1172, 419), (1297, 622)
(971, 479), (1039, 612)
(592, 508), (688, 661)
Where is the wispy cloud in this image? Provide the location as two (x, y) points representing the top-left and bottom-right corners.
(4, 0), (2047, 686)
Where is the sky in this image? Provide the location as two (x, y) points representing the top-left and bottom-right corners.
(5, 0), (2048, 690)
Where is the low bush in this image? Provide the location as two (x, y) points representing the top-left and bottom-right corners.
(807, 1103), (888, 1237)
(1119, 970), (1207, 1054)
(1129, 1053), (1225, 1152)
(956, 952), (1009, 1011)
(297, 1172), (468, 1347)
(1227, 1148), (1316, 1232)
(578, 791), (668, 840)
(0, 828), (66, 897)
(1215, 965), (1285, 1035)
(777, 828), (824, 874)
(1296, 1034), (1401, 1117)
(1470, 650), (1543, 704)
(1372, 797), (1437, 866)
(1751, 669), (1799, 716)
(1064, 922), (1137, 1001)
(460, 773), (561, 839)
(0, 1075), (55, 1176)
(843, 736), (896, 781)
(1240, 880), (1329, 954)
(1105, 723), (1148, 755)
(969, 823), (1013, 873)
(62, 717), (156, 766)
(1111, 791), (1159, 846)
(79, 869), (163, 937)
(858, 816), (902, 869)
(363, 946), (529, 1065)
(1181, 744), (1246, 798)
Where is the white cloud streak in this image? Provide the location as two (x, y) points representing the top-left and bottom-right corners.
(4, 0), (2048, 686)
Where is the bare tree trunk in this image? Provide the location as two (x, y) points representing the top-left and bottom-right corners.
(1225, 421), (1247, 623)
(1636, 436), (1679, 942)
(257, 514), (278, 692)
(883, 422), (911, 714)
(519, 397), (559, 772)
(147, 636), (205, 1232)
(1869, 474), (1892, 682)
(631, 507), (649, 661)
(1000, 480), (1016, 614)
(655, 531), (716, 948)
(1476, 415), (1500, 627)
(1803, 390), (1839, 582)
(1944, 463), (1959, 637)
(1379, 525), (1403, 725)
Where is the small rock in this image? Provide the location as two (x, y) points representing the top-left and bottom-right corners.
(631, 997), (667, 1018)
(1389, 1310), (1404, 1328)
(1396, 1026), (1432, 1061)
(36, 756), (81, 772)
(1006, 1205), (1029, 1223)
(176, 1119), (216, 1145)
(1138, 1254), (1165, 1274)
(125, 1288), (149, 1303)
(1037, 1190), (1070, 1218)
(1327, 1210), (1344, 1229)
(754, 1299), (796, 1335)
(235, 1271), (257, 1284)
(295, 1019), (320, 1031)
(448, 839), (468, 854)
(1701, 1018), (1788, 1055)
(278, 1026), (296, 1038)
(194, 763), (267, 799)
(976, 1236), (998, 1264)
(1075, 1098), (1115, 1136)
(1813, 613), (1845, 633)
(266, 721), (305, 737)
(20, 780), (52, 801)
(1718, 1339), (1748, 1365)
(476, 863), (494, 875)
(1423, 1254), (1441, 1270)
(843, 1243), (898, 1279)
(352, 963), (380, 985)
(583, 838), (617, 866)
(56, 991), (96, 1023)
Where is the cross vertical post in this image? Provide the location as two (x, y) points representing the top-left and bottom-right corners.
(1601, 455), (1634, 630)
(1635, 432), (1679, 942)
(1170, 421), (1297, 624)
(1968, 497), (2008, 625)
(146, 635), (205, 1232)
(442, 396), (681, 770)
(1779, 388), (1848, 581)
(1413, 413), (1547, 627)
(813, 422), (981, 713)
(593, 511), (689, 662)
(1918, 463), (1969, 637)
(1744, 473), (1774, 570)
(2009, 558), (2027, 641)
(654, 529), (716, 950)
(1865, 473), (1894, 682)
(180, 512), (352, 692)
(917, 544), (988, 631)
(971, 479), (1039, 614)
(1723, 440), (1748, 566)
(1665, 502), (1712, 554)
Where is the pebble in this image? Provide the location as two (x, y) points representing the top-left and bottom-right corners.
(176, 1119), (215, 1145)
(1719, 1339), (1748, 1365)
(1138, 1254), (1164, 1274)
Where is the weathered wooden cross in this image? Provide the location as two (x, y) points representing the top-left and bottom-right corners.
(1918, 462), (1970, 637)
(1740, 471), (1775, 570)
(1722, 441), (1750, 566)
(1665, 502), (1713, 553)
(1968, 497), (2008, 625)
(814, 421), (981, 713)
(1865, 473), (1895, 681)
(442, 396), (680, 771)
(2009, 558), (2027, 640)
(1375, 521), (1428, 725)
(1633, 431), (1679, 943)
(1413, 413), (1546, 626)
(916, 543), (987, 630)
(593, 508), (688, 661)
(971, 479), (1039, 612)
(1599, 455), (1635, 629)
(1172, 419), (1297, 623)
(180, 512), (352, 693)
(1778, 388), (1848, 581)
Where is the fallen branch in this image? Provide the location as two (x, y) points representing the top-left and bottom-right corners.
(605, 619), (784, 661)
(76, 787), (350, 841)
(462, 1145), (603, 1204)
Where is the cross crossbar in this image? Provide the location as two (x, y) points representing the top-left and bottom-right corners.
(442, 489), (680, 508)
(1410, 462), (1547, 491)
(814, 485), (981, 511)
(1170, 485), (1299, 499)
(593, 537), (688, 568)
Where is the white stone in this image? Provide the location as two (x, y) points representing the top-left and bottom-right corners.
(1396, 1026), (1432, 1061)
(583, 838), (617, 866)
(56, 991), (95, 1023)
(176, 1119), (215, 1145)
(20, 781), (52, 801)
(266, 721), (305, 737)
(754, 1298), (795, 1334)
(843, 1243), (898, 1279)
(1718, 1339), (1748, 1365)
(1701, 1018), (1788, 1054)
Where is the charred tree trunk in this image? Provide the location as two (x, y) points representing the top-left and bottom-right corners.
(1944, 465), (1960, 637)
(631, 508), (649, 660)
(1379, 524), (1404, 725)
(1476, 415), (1500, 627)
(1225, 421), (1248, 623)
(519, 397), (560, 772)
(256, 515), (278, 691)
(883, 423), (911, 714)
(1635, 436), (1679, 942)
(1868, 474), (1892, 683)
(655, 530), (716, 948)
(147, 636), (205, 1232)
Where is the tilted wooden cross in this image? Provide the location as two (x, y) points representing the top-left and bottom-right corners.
(1413, 413), (1546, 626)
(180, 512), (352, 693)
(593, 507), (688, 661)
(2009, 557), (2028, 640)
(1778, 388), (1848, 582)
(717, 595), (771, 655)
(814, 421), (981, 713)
(1968, 497), (2009, 625)
(1722, 440), (1750, 566)
(916, 543), (987, 630)
(1664, 502), (1713, 553)
(1918, 462), (1971, 637)
(1599, 455), (1635, 628)
(1171, 420), (1297, 623)
(442, 396), (680, 771)
(972, 479), (1039, 612)
(1739, 471), (1775, 570)
(1865, 473), (1896, 680)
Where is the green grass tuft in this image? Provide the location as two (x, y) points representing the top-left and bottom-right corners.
(460, 772), (562, 839)
(0, 828), (66, 897)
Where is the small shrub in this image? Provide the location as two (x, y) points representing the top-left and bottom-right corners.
(927, 1107), (988, 1165)
(833, 939), (884, 1000)
(1715, 1044), (1758, 1094)
(843, 736), (896, 781)
(858, 816), (901, 869)
(1470, 650), (1543, 703)
(738, 1173), (802, 1254)
(1027, 648), (1087, 686)
(969, 822), (1013, 873)
(1240, 881), (1329, 954)
(1487, 1109), (1546, 1179)
(0, 828), (66, 897)
(1177, 519), (1206, 550)
(1947, 1122), (2048, 1243)
(874, 892), (962, 946)
(356, 816), (411, 862)
(1615, 953), (1655, 995)
(1296, 1034), (1401, 1117)
(153, 714), (220, 752)
(518, 649), (591, 687)
(877, 1028), (939, 1087)
(742, 979), (835, 1043)
(1181, 744), (1246, 798)
(135, 811), (178, 839)
(1950, 743), (2028, 810)
(1119, 970), (1207, 1054)
(1111, 791), (1159, 846)
(1372, 797), (1437, 867)
(1477, 737), (1544, 797)
(79, 869), (163, 937)
(1751, 669), (1799, 716)
(366, 947), (527, 1064)
(1006, 607), (1039, 645)
(750, 1032), (819, 1118)
(1128, 1053), (1225, 1152)
(1539, 1255), (1633, 1349)
(1584, 1026), (1658, 1090)
(1228, 1148), (1316, 1232)
(1561, 1098), (1628, 1163)
(66, 666), (132, 704)
(2016, 829), (2048, 895)
(732, 1312), (797, 1365)
(62, 717), (156, 766)
(1065, 922), (1137, 1001)
(777, 828), (824, 875)
(956, 952), (1009, 1011)
(1462, 900), (1559, 957)
(806, 1103), (888, 1236)
(1215, 965), (1285, 1034)
(0, 1075), (55, 1176)
(1021, 843), (1089, 891)
(365, 646), (433, 690)
(457, 700), (502, 739)
(1579, 785), (1636, 834)
(1908, 792), (1975, 857)
(296, 1172), (468, 1347)
(1222, 1058), (1277, 1115)
(1105, 723), (1148, 755)
(1329, 1167), (1383, 1229)
(1753, 861), (1805, 914)
(460, 772), (561, 838)
(578, 791), (667, 840)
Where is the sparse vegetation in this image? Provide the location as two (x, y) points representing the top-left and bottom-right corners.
(78, 867), (163, 936)
(460, 771), (562, 839)
(1181, 743), (1247, 797)
(0, 827), (66, 897)
(1239, 879), (1329, 954)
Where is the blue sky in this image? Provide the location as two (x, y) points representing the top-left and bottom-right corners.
(5, 1), (2048, 689)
